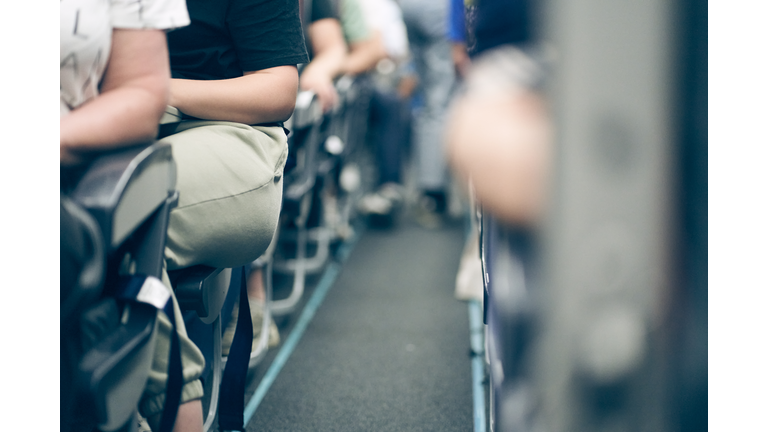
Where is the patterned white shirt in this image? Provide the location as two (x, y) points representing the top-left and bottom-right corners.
(60, 0), (189, 116)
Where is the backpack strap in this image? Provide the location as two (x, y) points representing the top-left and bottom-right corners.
(113, 274), (184, 432)
(218, 266), (253, 431)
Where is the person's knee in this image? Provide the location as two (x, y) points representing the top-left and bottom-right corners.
(165, 175), (283, 270)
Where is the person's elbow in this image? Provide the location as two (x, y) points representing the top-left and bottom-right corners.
(271, 86), (298, 123)
(274, 66), (300, 122)
(130, 81), (168, 142)
(110, 74), (168, 143)
(244, 65), (299, 123)
(102, 28), (171, 142)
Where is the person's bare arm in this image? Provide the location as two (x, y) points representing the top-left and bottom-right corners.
(300, 18), (348, 112)
(452, 42), (471, 78)
(341, 30), (388, 76)
(168, 65), (299, 125)
(60, 28), (170, 164)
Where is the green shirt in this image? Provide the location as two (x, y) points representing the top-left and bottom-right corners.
(340, 0), (371, 44)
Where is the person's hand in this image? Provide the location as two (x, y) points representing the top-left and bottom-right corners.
(397, 73), (418, 99)
(60, 116), (87, 166)
(60, 144), (85, 166)
(300, 71), (339, 113)
(451, 43), (471, 79)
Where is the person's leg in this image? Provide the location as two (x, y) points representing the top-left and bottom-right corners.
(357, 90), (406, 224)
(370, 89), (406, 186)
(399, 1), (456, 223)
(141, 267), (206, 431)
(162, 121), (288, 271)
(142, 121), (288, 428)
(160, 121), (287, 356)
(414, 35), (455, 197)
(170, 400), (203, 432)
(147, 399), (203, 432)
(247, 267), (266, 301)
(222, 264), (280, 352)
(409, 35), (455, 227)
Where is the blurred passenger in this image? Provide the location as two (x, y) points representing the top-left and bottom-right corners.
(446, 0), (480, 302)
(59, 0), (197, 431)
(447, 0), (548, 303)
(446, 0), (550, 227)
(332, 0), (412, 226)
(470, 0), (532, 59)
(150, 0), (308, 429)
(298, 0), (348, 113)
(339, 0), (388, 75)
(398, 0), (458, 229)
(357, 0), (410, 64)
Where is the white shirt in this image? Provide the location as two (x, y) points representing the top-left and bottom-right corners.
(60, 0), (190, 116)
(358, 0), (409, 60)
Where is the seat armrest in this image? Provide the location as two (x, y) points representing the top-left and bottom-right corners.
(171, 266), (232, 325)
(71, 141), (177, 252)
(284, 92), (324, 206)
(292, 91), (323, 130)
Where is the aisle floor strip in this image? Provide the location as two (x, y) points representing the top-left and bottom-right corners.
(469, 299), (487, 432)
(243, 232), (360, 425)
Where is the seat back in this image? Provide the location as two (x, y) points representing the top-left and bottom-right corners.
(71, 141), (177, 278)
(480, 212), (538, 432)
(282, 90), (325, 216)
(61, 196), (107, 432)
(62, 141), (178, 432)
(77, 300), (159, 432)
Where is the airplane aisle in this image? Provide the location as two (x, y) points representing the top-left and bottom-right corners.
(242, 216), (475, 431)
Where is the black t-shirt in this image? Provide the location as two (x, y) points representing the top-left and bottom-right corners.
(299, 0), (338, 60)
(310, 0), (336, 23)
(168, 0), (309, 80)
(471, 0), (531, 58)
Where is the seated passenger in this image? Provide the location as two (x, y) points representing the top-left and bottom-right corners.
(338, 0), (414, 224)
(445, 0), (550, 226)
(339, 0), (391, 76)
(448, 0), (472, 79)
(60, 0), (186, 165)
(446, 0), (549, 305)
(398, 0), (459, 228)
(60, 0), (192, 431)
(154, 0), (308, 423)
(298, 0), (349, 113)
